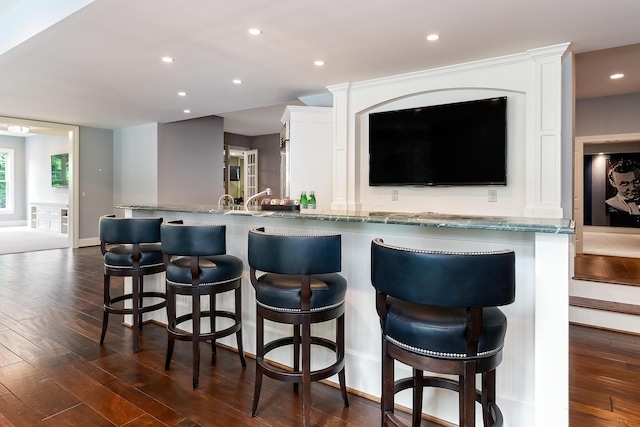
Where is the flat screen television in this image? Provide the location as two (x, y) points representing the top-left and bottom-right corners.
(51, 153), (69, 188)
(368, 96), (507, 186)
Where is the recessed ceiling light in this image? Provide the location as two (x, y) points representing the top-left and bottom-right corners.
(233, 79), (242, 84)
(183, 109), (191, 113)
(178, 91), (187, 96)
(426, 34), (440, 41)
(314, 60), (325, 66)
(161, 56), (175, 63)
(610, 73), (624, 79)
(248, 28), (262, 35)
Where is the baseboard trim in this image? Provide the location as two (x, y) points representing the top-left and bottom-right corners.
(0, 220), (28, 227)
(78, 237), (100, 247)
(570, 305), (640, 335)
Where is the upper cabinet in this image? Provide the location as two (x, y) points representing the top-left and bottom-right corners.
(280, 106), (333, 210)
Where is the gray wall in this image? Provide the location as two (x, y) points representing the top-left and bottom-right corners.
(576, 93), (640, 136)
(249, 133), (280, 197)
(0, 135), (26, 223)
(225, 132), (281, 197)
(114, 123), (158, 206)
(25, 134), (69, 206)
(158, 116), (224, 205)
(79, 126), (113, 239)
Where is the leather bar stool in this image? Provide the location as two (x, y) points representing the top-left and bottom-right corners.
(160, 221), (246, 389)
(370, 238), (516, 427)
(99, 214), (167, 353)
(247, 227), (349, 426)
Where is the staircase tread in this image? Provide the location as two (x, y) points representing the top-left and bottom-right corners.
(574, 254), (640, 287)
(570, 296), (640, 316)
(572, 274), (640, 287)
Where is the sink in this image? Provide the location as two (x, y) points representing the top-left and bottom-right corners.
(223, 209), (255, 215)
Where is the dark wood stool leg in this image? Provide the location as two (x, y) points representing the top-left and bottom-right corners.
(235, 286), (246, 368)
(482, 370), (497, 426)
(382, 338), (395, 425)
(210, 293), (217, 363)
(192, 286), (201, 389)
(337, 313), (349, 407)
(131, 271), (140, 353)
(413, 369), (423, 427)
(302, 315), (312, 426)
(100, 273), (110, 344)
(138, 275), (145, 330)
(460, 362), (476, 427)
(165, 284), (176, 370)
(251, 311), (265, 417)
(293, 323), (301, 393)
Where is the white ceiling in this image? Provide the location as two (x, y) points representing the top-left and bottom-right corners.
(0, 0), (639, 137)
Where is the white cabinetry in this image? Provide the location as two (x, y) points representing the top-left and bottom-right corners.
(30, 203), (68, 234)
(280, 106), (333, 210)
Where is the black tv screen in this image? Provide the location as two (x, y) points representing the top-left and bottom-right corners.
(229, 165), (240, 181)
(368, 96), (507, 186)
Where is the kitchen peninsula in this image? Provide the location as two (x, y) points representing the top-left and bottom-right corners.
(118, 203), (574, 427)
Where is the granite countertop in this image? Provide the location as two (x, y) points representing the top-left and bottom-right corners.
(116, 204), (575, 235)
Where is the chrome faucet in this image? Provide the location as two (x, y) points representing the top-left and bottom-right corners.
(218, 194), (235, 210)
(244, 188), (272, 211)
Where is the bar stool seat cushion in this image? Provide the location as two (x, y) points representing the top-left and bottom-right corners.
(104, 243), (163, 268)
(254, 273), (347, 311)
(166, 255), (243, 285)
(386, 297), (507, 358)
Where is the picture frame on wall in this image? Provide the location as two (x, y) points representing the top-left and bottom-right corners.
(605, 153), (640, 227)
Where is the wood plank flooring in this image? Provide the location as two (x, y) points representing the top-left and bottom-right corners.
(0, 247), (638, 426)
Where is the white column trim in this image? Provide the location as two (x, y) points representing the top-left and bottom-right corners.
(523, 44), (571, 218)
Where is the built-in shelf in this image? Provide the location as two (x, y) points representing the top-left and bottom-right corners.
(30, 203), (68, 234)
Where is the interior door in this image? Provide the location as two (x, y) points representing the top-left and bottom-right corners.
(244, 149), (258, 206)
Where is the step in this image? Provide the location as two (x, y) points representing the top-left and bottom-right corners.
(569, 296), (640, 316)
(571, 277), (640, 306)
(570, 278), (640, 334)
(570, 253), (640, 334)
(570, 303), (640, 335)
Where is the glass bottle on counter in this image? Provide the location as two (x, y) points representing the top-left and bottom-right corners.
(300, 191), (308, 208)
(308, 191), (316, 209)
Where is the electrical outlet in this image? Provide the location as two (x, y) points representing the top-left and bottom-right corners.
(391, 190), (398, 201)
(488, 189), (497, 202)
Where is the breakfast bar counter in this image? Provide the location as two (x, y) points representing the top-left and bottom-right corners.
(117, 203), (574, 427)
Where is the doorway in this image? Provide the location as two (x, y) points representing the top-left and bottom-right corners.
(227, 152), (245, 204)
(0, 116), (79, 252)
(575, 132), (640, 257)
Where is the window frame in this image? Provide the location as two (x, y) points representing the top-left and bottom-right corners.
(0, 148), (14, 214)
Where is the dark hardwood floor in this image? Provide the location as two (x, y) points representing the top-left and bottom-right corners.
(0, 246), (385, 427)
(0, 247), (639, 426)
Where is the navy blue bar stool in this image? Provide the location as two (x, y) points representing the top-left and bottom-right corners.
(99, 214), (166, 353)
(160, 221), (246, 389)
(371, 238), (516, 427)
(247, 227), (349, 426)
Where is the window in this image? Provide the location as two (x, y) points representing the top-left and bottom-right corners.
(0, 149), (13, 212)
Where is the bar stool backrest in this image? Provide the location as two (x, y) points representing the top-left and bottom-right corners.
(248, 227), (341, 275)
(99, 214), (162, 246)
(160, 221), (226, 256)
(371, 238), (515, 308)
